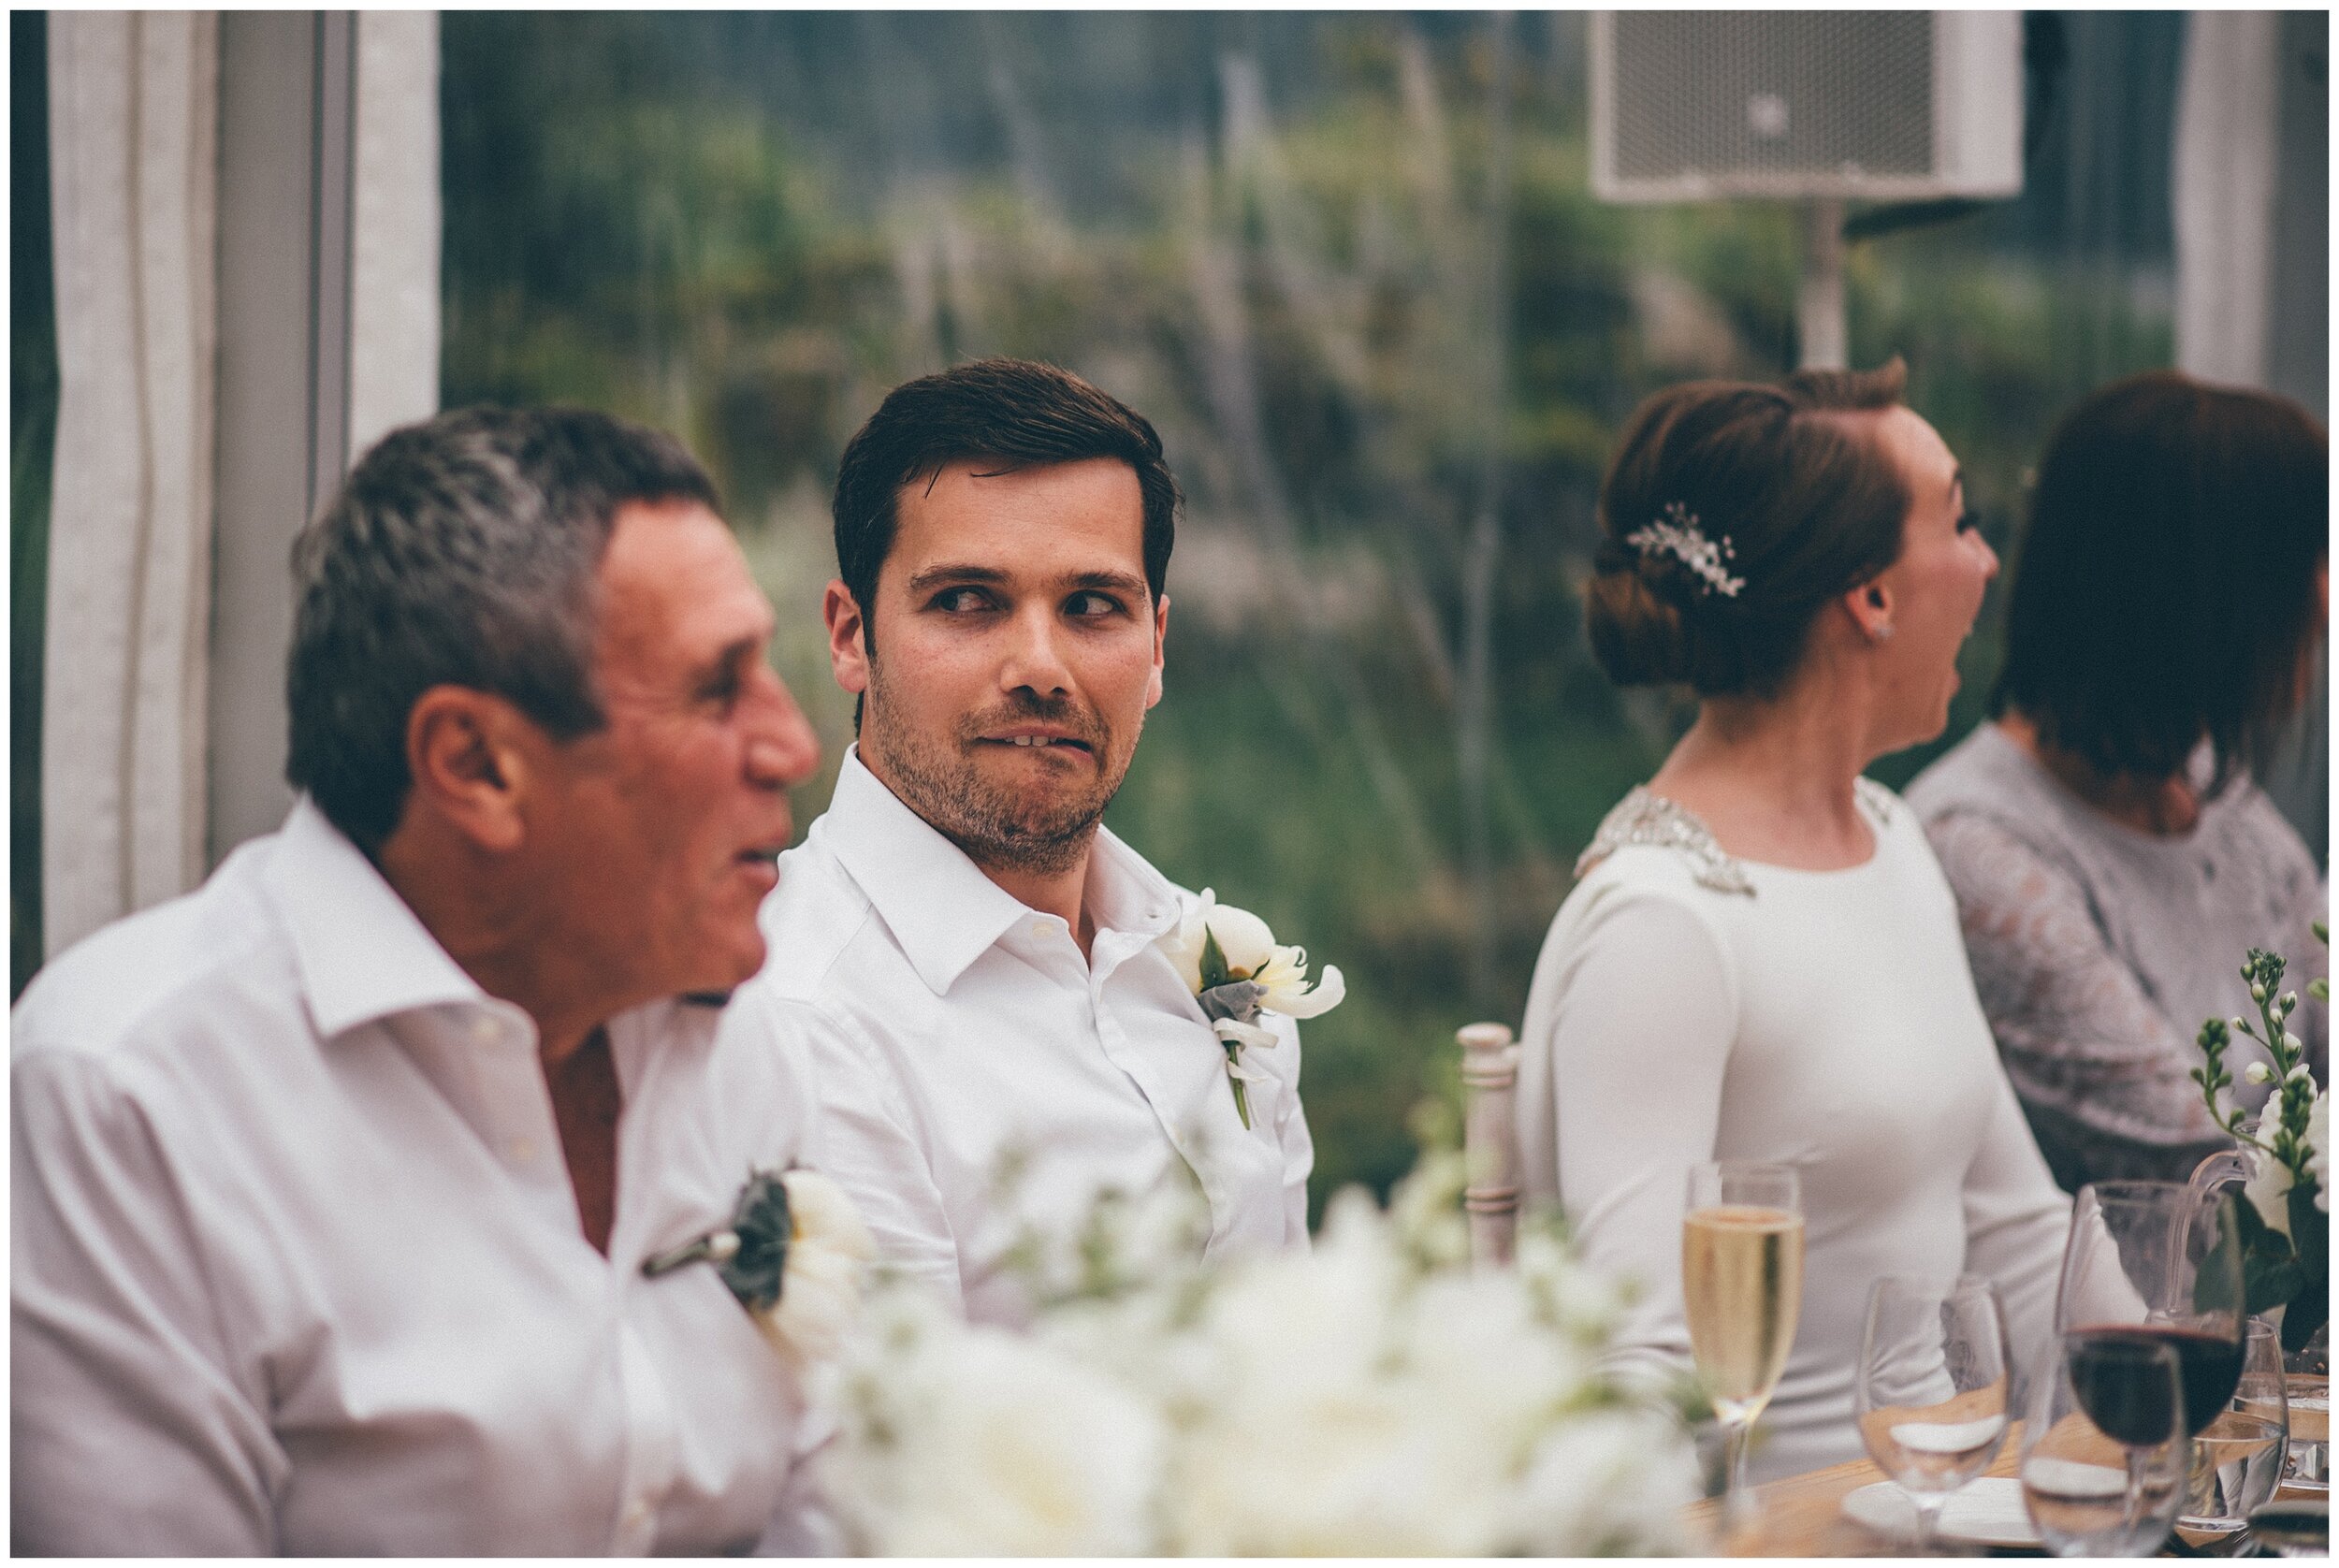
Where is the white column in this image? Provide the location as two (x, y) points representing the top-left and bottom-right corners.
(2172, 11), (2277, 386)
(42, 10), (443, 957)
(42, 12), (220, 957)
(348, 11), (441, 460)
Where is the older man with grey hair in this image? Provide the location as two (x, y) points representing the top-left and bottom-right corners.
(12, 407), (833, 1553)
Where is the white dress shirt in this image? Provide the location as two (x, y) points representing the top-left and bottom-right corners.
(755, 748), (1313, 1323)
(1516, 782), (2071, 1484)
(12, 798), (822, 1555)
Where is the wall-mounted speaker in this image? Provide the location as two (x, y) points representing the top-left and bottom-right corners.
(1591, 11), (2023, 202)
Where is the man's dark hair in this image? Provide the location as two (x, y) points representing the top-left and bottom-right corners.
(285, 404), (723, 853)
(830, 357), (1181, 649)
(1993, 370), (2327, 781)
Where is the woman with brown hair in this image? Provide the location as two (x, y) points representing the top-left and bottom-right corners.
(1515, 361), (2070, 1482)
(1908, 372), (2329, 1193)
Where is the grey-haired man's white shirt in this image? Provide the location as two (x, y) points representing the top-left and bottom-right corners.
(11, 797), (826, 1555)
(755, 748), (1313, 1323)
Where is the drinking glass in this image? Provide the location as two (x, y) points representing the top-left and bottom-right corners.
(1854, 1274), (2012, 1553)
(2182, 1318), (2288, 1532)
(2247, 1500), (2332, 1557)
(2055, 1181), (2247, 1442)
(2190, 1150), (2327, 1492)
(1682, 1161), (1803, 1528)
(2019, 1329), (2188, 1556)
(2279, 1324), (2329, 1493)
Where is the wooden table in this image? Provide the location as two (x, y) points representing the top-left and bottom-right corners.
(1680, 1440), (2024, 1557)
(1679, 1428), (2322, 1557)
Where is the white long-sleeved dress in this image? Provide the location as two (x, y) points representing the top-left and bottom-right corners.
(1517, 778), (2071, 1483)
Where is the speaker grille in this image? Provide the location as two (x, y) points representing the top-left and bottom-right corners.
(1611, 12), (1935, 185)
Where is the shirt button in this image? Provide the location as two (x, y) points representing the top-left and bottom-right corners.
(1030, 920), (1052, 939)
(469, 1015), (498, 1045)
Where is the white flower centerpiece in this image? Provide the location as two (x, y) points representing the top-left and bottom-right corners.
(1157, 889), (1344, 1129)
(821, 1154), (1701, 1556)
(2193, 933), (2328, 1353)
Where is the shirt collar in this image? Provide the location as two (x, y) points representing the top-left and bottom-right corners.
(818, 747), (1183, 995)
(263, 796), (494, 1040)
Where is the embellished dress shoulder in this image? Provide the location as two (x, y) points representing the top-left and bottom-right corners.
(1573, 785), (1753, 896)
(1574, 777), (1903, 897)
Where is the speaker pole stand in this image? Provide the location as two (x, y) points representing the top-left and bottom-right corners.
(1796, 196), (1848, 370)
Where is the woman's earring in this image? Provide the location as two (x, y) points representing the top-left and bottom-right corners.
(1870, 622), (1895, 643)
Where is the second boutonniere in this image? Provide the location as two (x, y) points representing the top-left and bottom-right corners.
(1159, 890), (1344, 1130)
(642, 1166), (875, 1365)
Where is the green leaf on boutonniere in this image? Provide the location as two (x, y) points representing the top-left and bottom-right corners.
(641, 1166), (793, 1314)
(718, 1168), (794, 1312)
(1199, 924), (1231, 992)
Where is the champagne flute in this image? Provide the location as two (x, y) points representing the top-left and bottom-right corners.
(1854, 1274), (2012, 1554)
(2020, 1329), (2189, 1556)
(1682, 1160), (1803, 1528)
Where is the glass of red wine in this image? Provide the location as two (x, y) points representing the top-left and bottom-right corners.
(2020, 1330), (2189, 1555)
(2054, 1180), (2248, 1546)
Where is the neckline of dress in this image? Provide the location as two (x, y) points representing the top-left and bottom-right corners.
(1576, 780), (1896, 894)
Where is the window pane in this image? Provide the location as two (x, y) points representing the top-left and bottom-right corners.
(439, 13), (2197, 1212)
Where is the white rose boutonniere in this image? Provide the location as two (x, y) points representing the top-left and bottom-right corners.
(642, 1167), (875, 1365)
(1158, 889), (1344, 1130)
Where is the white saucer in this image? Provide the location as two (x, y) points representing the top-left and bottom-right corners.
(1840, 1476), (2041, 1547)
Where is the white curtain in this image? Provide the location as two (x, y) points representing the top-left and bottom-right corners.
(2172, 10), (2277, 386)
(349, 12), (441, 461)
(43, 12), (220, 958)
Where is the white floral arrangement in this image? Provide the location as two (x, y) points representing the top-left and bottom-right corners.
(820, 1154), (1699, 1556)
(2194, 934), (2328, 1353)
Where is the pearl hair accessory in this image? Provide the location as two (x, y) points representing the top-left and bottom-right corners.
(1625, 502), (1745, 598)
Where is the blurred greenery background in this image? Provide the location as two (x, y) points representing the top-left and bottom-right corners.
(434, 11), (2187, 1221)
(12, 13), (2216, 1217)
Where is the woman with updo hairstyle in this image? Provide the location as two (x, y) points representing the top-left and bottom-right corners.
(1908, 372), (2328, 1194)
(1515, 360), (2071, 1484)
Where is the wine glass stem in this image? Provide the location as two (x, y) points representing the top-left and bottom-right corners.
(1912, 1495), (1945, 1556)
(1722, 1416), (1754, 1530)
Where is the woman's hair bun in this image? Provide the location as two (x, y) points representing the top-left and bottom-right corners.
(1584, 544), (1694, 687)
(1581, 363), (1912, 699)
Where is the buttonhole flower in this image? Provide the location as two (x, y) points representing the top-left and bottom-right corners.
(642, 1167), (874, 1365)
(1157, 890), (1344, 1130)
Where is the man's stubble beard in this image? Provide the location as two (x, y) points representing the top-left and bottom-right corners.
(860, 652), (1140, 878)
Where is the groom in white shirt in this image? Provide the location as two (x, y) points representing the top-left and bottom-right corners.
(758, 357), (1314, 1321)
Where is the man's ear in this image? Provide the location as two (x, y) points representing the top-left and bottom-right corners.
(824, 579), (871, 696)
(402, 686), (537, 853)
(1145, 590), (1170, 710)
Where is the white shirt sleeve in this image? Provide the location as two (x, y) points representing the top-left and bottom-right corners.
(11, 1050), (285, 1554)
(1957, 1067), (2074, 1389)
(1266, 1014), (1315, 1247)
(793, 1006), (965, 1313)
(1533, 885), (1736, 1387)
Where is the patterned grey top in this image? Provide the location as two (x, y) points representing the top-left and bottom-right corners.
(1907, 722), (2328, 1192)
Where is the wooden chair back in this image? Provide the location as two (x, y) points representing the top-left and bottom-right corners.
(1457, 1022), (1522, 1268)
